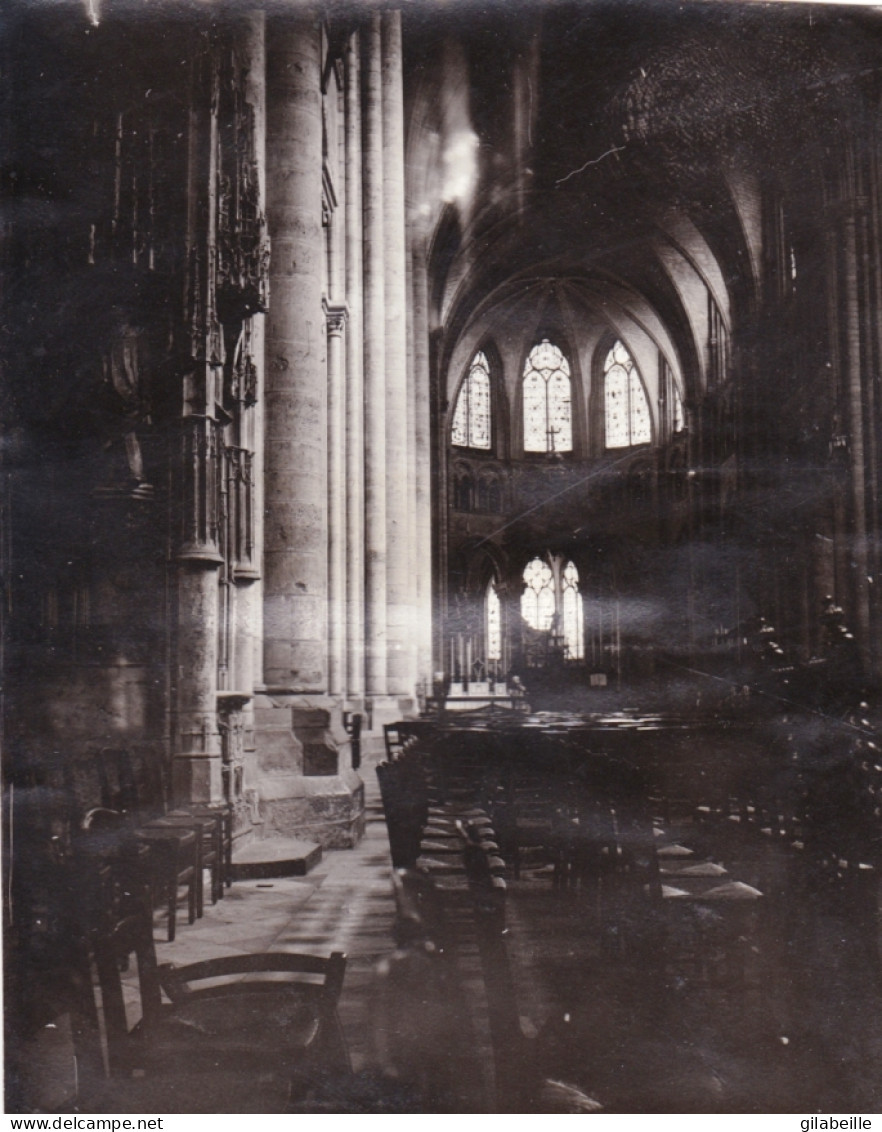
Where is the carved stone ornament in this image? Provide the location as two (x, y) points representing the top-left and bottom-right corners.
(323, 299), (349, 337)
(215, 45), (270, 327)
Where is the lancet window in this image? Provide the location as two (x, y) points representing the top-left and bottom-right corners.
(520, 554), (584, 662)
(604, 339), (651, 448)
(523, 340), (573, 453)
(452, 350), (492, 450)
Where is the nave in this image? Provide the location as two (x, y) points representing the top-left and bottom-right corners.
(5, 0), (882, 1113)
(13, 715), (880, 1115)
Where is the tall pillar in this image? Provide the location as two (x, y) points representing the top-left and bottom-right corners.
(362, 12), (388, 696)
(233, 10), (267, 791)
(263, 15), (327, 693)
(345, 29), (366, 699)
(382, 10), (413, 696)
(173, 43), (224, 804)
(406, 213), (418, 693)
(431, 327), (449, 673)
(412, 237), (434, 682)
(326, 298), (348, 697)
(254, 15), (364, 847)
(326, 63), (347, 700)
(174, 556), (223, 803)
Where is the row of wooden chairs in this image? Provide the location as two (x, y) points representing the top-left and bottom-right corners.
(378, 739), (568, 1111)
(8, 779), (350, 1114)
(66, 746), (233, 941)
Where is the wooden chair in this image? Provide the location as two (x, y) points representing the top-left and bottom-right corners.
(156, 952), (350, 1108)
(169, 804), (230, 895)
(97, 746), (216, 934)
(90, 891), (163, 1077)
(144, 812), (222, 914)
(383, 723), (404, 760)
(490, 765), (573, 882)
(85, 948), (350, 1112)
(376, 759), (429, 868)
(134, 825), (199, 942)
(5, 814), (107, 1112)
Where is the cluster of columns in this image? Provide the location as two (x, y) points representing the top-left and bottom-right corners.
(247, 10), (432, 841)
(172, 13), (268, 806)
(261, 9), (431, 704)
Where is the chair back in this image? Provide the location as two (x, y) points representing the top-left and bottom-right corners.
(156, 951), (350, 1085)
(158, 950), (347, 1006)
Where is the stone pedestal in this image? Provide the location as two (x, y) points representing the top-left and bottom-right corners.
(253, 693), (365, 847)
(365, 694), (416, 733)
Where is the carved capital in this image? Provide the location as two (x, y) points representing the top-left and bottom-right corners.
(323, 298), (349, 338)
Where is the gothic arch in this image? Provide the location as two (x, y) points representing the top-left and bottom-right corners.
(447, 338), (508, 457)
(514, 326), (586, 459)
(591, 331), (655, 454)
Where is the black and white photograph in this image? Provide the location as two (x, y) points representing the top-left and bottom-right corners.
(3, 0), (882, 1115)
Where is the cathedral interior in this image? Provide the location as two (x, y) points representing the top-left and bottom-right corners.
(3, 0), (882, 1115)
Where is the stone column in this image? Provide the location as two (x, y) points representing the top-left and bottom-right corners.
(174, 554), (223, 804)
(431, 327), (449, 672)
(362, 11), (388, 696)
(263, 14), (327, 694)
(233, 10), (266, 791)
(345, 29), (366, 699)
(382, 10), (413, 697)
(326, 63), (347, 701)
(406, 212), (418, 695)
(172, 46), (224, 804)
(254, 15), (364, 848)
(411, 237), (434, 682)
(326, 297), (348, 697)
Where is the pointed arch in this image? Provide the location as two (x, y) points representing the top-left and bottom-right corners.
(520, 553), (584, 663)
(452, 348), (492, 450)
(603, 338), (651, 449)
(522, 339), (573, 453)
(521, 556), (555, 631)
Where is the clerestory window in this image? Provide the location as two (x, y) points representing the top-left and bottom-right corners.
(522, 340), (572, 453)
(604, 339), (651, 449)
(452, 350), (492, 450)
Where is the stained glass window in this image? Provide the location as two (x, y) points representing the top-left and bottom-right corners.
(604, 339), (651, 449)
(486, 580), (501, 661)
(521, 557), (555, 630)
(521, 555), (583, 661)
(452, 350), (491, 449)
(561, 560), (584, 660)
(523, 340), (572, 453)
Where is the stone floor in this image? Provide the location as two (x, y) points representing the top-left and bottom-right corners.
(13, 748), (882, 1115)
(12, 754), (401, 1113)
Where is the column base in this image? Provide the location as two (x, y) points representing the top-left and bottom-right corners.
(364, 694), (415, 732)
(252, 693), (365, 848)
